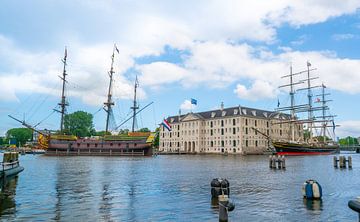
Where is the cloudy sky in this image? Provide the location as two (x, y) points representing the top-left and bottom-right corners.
(1, 0), (360, 138)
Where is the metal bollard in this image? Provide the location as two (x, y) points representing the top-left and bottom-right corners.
(218, 194), (235, 222)
(269, 155), (273, 168)
(277, 156), (282, 169)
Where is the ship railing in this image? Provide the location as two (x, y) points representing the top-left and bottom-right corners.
(1, 160), (20, 171)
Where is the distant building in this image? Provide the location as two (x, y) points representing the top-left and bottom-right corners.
(159, 105), (303, 154)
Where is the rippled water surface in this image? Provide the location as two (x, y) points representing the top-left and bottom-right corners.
(1, 153), (359, 221)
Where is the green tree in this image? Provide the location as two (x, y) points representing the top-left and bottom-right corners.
(94, 131), (111, 137)
(339, 136), (359, 146)
(153, 127), (160, 148)
(64, 111), (95, 137)
(6, 128), (33, 147)
(118, 129), (129, 135)
(138, 127), (151, 132)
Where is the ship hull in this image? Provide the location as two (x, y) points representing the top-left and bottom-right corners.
(45, 138), (153, 156)
(273, 142), (339, 156)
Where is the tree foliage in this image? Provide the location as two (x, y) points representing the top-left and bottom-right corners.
(6, 128), (33, 147)
(64, 111), (95, 137)
(153, 127), (160, 148)
(339, 136), (359, 146)
(138, 127), (151, 132)
(118, 129), (129, 135)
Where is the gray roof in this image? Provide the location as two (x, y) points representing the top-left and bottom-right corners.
(167, 106), (290, 123)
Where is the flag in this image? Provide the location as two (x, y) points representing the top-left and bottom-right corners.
(307, 61), (311, 67)
(277, 99), (280, 108)
(114, 44), (119, 54)
(162, 119), (172, 131)
(332, 120), (336, 133)
(191, 98), (197, 105)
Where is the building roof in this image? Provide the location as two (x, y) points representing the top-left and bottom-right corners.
(167, 105), (290, 124)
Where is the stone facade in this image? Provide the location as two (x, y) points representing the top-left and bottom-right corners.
(159, 105), (303, 154)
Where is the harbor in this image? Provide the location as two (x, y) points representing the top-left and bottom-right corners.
(0, 153), (359, 221)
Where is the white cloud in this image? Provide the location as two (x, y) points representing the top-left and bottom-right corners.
(332, 33), (356, 41)
(336, 120), (360, 137)
(180, 100), (196, 111)
(234, 80), (278, 101)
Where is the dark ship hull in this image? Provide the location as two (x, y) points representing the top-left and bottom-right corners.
(273, 141), (339, 156)
(45, 134), (154, 156)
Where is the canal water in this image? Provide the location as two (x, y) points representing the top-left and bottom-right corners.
(0, 153), (359, 221)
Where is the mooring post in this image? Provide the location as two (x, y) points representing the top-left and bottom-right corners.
(281, 155), (286, 169)
(271, 155), (276, 169)
(348, 156), (352, 168)
(333, 156), (338, 168)
(219, 195), (229, 222)
(339, 156), (345, 168)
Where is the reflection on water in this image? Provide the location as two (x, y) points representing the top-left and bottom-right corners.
(0, 154), (359, 221)
(0, 176), (18, 217)
(303, 198), (323, 211)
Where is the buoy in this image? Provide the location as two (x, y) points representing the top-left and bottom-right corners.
(302, 179), (322, 200)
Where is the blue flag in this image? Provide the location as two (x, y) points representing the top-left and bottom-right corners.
(191, 98), (197, 105)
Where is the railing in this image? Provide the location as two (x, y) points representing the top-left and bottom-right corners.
(339, 145), (360, 152)
(1, 161), (20, 171)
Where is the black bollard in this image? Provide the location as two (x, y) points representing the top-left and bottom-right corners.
(218, 194), (235, 222)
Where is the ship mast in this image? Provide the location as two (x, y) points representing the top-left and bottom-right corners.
(306, 62), (314, 139)
(104, 45), (117, 134)
(58, 47), (68, 133)
(131, 76), (139, 132)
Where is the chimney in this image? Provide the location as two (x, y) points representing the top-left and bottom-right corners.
(178, 109), (181, 122)
(220, 102), (224, 111)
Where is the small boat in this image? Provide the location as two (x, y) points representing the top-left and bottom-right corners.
(1, 152), (24, 180)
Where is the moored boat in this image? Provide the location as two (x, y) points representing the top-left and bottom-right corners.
(0, 152), (24, 181)
(263, 62), (339, 155)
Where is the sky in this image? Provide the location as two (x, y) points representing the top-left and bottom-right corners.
(0, 0), (360, 138)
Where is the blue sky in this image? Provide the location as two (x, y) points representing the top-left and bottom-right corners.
(0, 1), (360, 138)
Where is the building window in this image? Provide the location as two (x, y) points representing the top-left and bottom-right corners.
(233, 119), (236, 126)
(221, 141), (224, 147)
(210, 121), (213, 128)
(211, 129), (213, 136)
(221, 129), (224, 135)
(211, 141), (214, 147)
(233, 140), (236, 147)
(255, 120), (257, 127)
(221, 120), (224, 127)
(245, 140), (248, 146)
(177, 142), (180, 147)
(255, 141), (258, 147)
(245, 128), (248, 134)
(233, 128), (236, 134)
(178, 132), (180, 137)
(245, 119), (248, 126)
(267, 121), (269, 128)
(280, 130), (282, 136)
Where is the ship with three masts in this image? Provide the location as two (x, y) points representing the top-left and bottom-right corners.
(271, 62), (339, 155)
(10, 45), (155, 156)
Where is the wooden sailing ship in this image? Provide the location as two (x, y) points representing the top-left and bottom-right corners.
(272, 62), (339, 155)
(10, 46), (155, 156)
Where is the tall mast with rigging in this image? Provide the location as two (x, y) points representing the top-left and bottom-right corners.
(58, 47), (68, 133)
(104, 45), (118, 134)
(131, 76), (139, 132)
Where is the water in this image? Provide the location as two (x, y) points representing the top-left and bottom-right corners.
(1, 153), (359, 221)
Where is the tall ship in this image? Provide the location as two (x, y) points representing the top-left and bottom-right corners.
(9, 45), (155, 156)
(271, 62), (339, 155)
